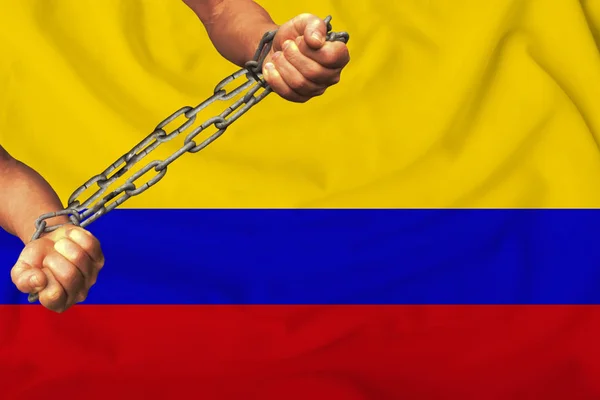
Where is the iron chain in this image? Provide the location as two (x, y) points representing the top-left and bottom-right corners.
(27, 16), (349, 303)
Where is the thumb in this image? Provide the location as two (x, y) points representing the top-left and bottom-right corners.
(11, 240), (51, 294)
(297, 14), (327, 49)
(11, 259), (48, 295)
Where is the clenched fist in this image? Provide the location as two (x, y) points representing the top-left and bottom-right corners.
(262, 13), (350, 103)
(11, 225), (104, 313)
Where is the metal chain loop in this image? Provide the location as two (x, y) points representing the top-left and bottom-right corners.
(27, 16), (349, 303)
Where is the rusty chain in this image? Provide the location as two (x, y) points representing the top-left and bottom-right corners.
(26, 16), (349, 303)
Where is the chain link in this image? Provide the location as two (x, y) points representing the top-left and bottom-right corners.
(26, 16), (349, 303)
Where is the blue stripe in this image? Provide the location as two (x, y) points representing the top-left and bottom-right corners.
(0, 209), (598, 304)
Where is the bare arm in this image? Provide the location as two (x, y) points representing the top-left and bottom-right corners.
(0, 146), (68, 244)
(1, 145), (105, 313)
(182, 0), (278, 66)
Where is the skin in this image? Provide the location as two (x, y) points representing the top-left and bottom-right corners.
(183, 0), (350, 102)
(3, 0), (350, 313)
(0, 146), (104, 313)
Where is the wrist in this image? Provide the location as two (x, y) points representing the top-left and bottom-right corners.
(18, 212), (70, 244)
(186, 0), (278, 66)
(1, 159), (69, 244)
(240, 22), (279, 64)
(208, 17), (278, 65)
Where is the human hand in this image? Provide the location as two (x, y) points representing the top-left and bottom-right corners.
(262, 13), (350, 103)
(11, 225), (104, 313)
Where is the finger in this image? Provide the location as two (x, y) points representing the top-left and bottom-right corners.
(65, 228), (105, 272)
(11, 260), (47, 294)
(293, 14), (327, 49)
(262, 61), (310, 103)
(43, 245), (87, 309)
(54, 237), (97, 289)
(270, 50), (324, 97)
(38, 267), (68, 313)
(297, 38), (350, 70)
(282, 39), (341, 86)
(11, 240), (53, 294)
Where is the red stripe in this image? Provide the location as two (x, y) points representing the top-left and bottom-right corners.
(2, 305), (600, 399)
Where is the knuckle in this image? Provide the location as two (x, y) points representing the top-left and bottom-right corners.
(283, 44), (297, 60)
(47, 253), (81, 284)
(45, 288), (64, 303)
(281, 91), (296, 101)
(303, 66), (322, 82)
(334, 42), (349, 54)
(95, 257), (105, 271)
(14, 282), (28, 294)
(10, 263), (23, 282)
(321, 46), (345, 66)
(311, 87), (327, 96)
(44, 252), (60, 269)
(272, 54), (285, 69)
(69, 227), (94, 248)
(77, 226), (94, 238)
(69, 248), (86, 266)
(66, 245), (89, 268)
(16, 273), (30, 288)
(324, 52), (339, 67)
(343, 48), (351, 64)
(275, 84), (293, 98)
(280, 92), (293, 101)
(295, 13), (313, 22)
(289, 79), (305, 91)
(76, 291), (87, 303)
(19, 245), (38, 262)
(64, 265), (81, 284)
(286, 75), (308, 91)
(53, 225), (69, 236)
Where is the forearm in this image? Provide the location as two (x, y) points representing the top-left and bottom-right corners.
(183, 0), (278, 66)
(0, 147), (67, 244)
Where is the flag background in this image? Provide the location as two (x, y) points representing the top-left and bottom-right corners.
(1, 0), (600, 398)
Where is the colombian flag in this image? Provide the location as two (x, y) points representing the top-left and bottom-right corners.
(2, 0), (600, 398)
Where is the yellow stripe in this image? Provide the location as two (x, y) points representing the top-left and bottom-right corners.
(1, 0), (599, 208)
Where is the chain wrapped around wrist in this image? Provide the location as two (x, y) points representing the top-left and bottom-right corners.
(27, 16), (349, 303)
